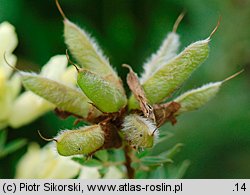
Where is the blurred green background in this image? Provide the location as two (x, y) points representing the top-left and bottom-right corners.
(0, 0), (249, 178)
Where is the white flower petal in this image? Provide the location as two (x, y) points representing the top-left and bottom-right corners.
(15, 143), (41, 178)
(37, 144), (80, 179)
(103, 166), (124, 179)
(0, 68), (6, 94)
(61, 65), (77, 86)
(41, 55), (68, 81)
(8, 73), (21, 99)
(0, 22), (18, 57)
(1, 53), (17, 78)
(78, 166), (101, 179)
(15, 143), (81, 179)
(0, 79), (12, 121)
(9, 91), (55, 128)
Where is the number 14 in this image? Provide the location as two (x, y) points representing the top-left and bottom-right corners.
(235, 183), (246, 191)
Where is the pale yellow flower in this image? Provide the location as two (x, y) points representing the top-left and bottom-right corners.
(0, 21), (78, 129)
(78, 166), (101, 179)
(0, 22), (21, 129)
(78, 165), (124, 179)
(103, 166), (124, 179)
(0, 22), (18, 76)
(16, 143), (124, 179)
(15, 143), (81, 179)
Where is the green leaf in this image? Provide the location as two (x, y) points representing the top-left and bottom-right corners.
(131, 162), (140, 169)
(71, 156), (87, 165)
(136, 149), (151, 158)
(141, 156), (173, 166)
(148, 165), (168, 178)
(98, 167), (109, 177)
(82, 159), (103, 167)
(129, 39), (210, 109)
(160, 143), (184, 159)
(0, 138), (27, 158)
(167, 160), (191, 179)
(21, 73), (92, 117)
(71, 155), (105, 168)
(77, 70), (127, 113)
(175, 160), (191, 179)
(109, 149), (125, 162)
(94, 150), (109, 162)
(156, 131), (174, 144)
(135, 170), (149, 179)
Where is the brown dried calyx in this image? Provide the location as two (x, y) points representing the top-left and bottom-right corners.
(123, 64), (180, 127)
(153, 102), (180, 127)
(123, 64), (156, 122)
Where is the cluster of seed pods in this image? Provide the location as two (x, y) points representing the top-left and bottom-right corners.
(20, 1), (241, 156)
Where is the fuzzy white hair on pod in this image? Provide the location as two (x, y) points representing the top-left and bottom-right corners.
(122, 114), (159, 149)
(140, 32), (180, 83)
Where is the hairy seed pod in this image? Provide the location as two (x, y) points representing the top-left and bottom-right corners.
(64, 19), (111, 75)
(129, 38), (210, 110)
(77, 69), (127, 113)
(174, 82), (221, 114)
(140, 13), (184, 83)
(64, 19), (124, 91)
(122, 114), (159, 149)
(174, 70), (243, 115)
(140, 32), (180, 83)
(21, 73), (91, 117)
(56, 125), (105, 156)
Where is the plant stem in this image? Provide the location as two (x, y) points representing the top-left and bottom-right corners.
(124, 144), (135, 179)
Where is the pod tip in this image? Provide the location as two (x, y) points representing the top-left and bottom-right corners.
(208, 15), (221, 40)
(223, 69), (244, 83)
(55, 0), (67, 20)
(38, 130), (57, 142)
(173, 11), (186, 33)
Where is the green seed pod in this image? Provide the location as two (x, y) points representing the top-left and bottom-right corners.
(140, 13), (184, 83)
(77, 69), (127, 113)
(56, 125), (105, 156)
(175, 82), (221, 114)
(174, 70), (243, 115)
(129, 38), (210, 110)
(64, 19), (124, 91)
(64, 19), (110, 75)
(140, 32), (180, 83)
(122, 114), (158, 149)
(21, 73), (91, 117)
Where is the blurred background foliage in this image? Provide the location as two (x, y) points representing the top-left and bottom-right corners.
(0, 0), (249, 178)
